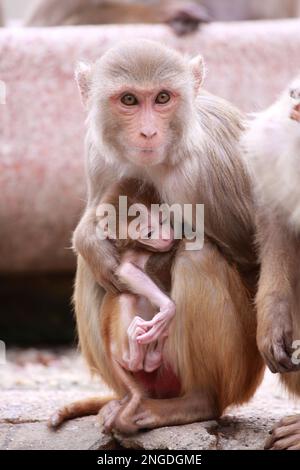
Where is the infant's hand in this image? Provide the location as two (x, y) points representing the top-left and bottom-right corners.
(136, 301), (176, 345)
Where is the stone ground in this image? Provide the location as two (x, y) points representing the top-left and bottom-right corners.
(0, 348), (299, 450)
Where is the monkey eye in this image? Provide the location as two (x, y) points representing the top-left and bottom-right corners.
(155, 91), (171, 104)
(120, 93), (138, 106)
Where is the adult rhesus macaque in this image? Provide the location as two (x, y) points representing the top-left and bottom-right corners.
(50, 40), (266, 433)
(243, 78), (300, 450)
(25, 0), (300, 31)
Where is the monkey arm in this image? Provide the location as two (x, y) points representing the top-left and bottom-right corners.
(255, 211), (299, 374)
(116, 261), (176, 344)
(73, 207), (122, 293)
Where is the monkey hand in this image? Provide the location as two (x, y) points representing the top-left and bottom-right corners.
(122, 313), (173, 373)
(92, 242), (124, 293)
(257, 307), (300, 374)
(136, 301), (176, 345)
(120, 317), (148, 372)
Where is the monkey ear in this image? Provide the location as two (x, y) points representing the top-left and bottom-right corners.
(190, 55), (206, 93)
(75, 62), (92, 107)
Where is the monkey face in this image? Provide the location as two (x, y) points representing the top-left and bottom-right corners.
(106, 87), (182, 167)
(76, 40), (205, 168)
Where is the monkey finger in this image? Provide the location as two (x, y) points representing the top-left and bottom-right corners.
(273, 343), (296, 372)
(127, 321), (147, 340)
(137, 322), (168, 344)
(127, 316), (150, 334)
(265, 424), (300, 450)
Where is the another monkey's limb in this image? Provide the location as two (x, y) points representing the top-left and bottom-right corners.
(255, 213), (298, 374)
(73, 207), (122, 293)
(265, 415), (300, 450)
(116, 261), (176, 345)
(246, 81), (300, 374)
(130, 394), (216, 430)
(266, 276), (300, 449)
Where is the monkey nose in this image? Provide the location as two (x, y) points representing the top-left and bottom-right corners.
(140, 129), (157, 139)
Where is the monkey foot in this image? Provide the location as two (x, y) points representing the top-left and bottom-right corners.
(99, 399), (123, 433)
(265, 415), (300, 450)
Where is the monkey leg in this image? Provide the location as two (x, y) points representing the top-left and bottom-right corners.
(49, 396), (114, 428)
(265, 280), (300, 450)
(120, 241), (265, 431)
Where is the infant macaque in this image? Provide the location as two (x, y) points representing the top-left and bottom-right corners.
(97, 178), (178, 372)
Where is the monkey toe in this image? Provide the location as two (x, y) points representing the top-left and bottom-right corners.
(48, 411), (64, 429)
(265, 416), (300, 449)
(99, 400), (122, 433)
(276, 414), (300, 428)
(114, 413), (139, 435)
(134, 409), (158, 430)
(265, 422), (300, 450)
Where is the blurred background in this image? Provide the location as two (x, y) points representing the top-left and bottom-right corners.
(1, 1), (300, 348)
(0, 1), (300, 451)
(3, 0), (33, 20)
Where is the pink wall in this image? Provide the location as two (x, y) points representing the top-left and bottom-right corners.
(0, 21), (300, 272)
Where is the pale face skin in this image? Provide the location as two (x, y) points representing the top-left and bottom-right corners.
(109, 87), (181, 167)
(137, 213), (175, 252)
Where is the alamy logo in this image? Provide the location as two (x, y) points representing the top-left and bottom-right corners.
(96, 197), (205, 251)
(0, 80), (6, 105)
(0, 340), (6, 365)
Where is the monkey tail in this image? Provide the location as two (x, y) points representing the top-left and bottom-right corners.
(48, 395), (115, 429)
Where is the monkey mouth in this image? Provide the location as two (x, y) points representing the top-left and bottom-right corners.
(133, 146), (162, 153)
